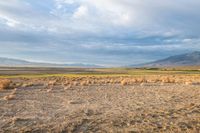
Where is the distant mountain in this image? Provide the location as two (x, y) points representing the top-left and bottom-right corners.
(0, 57), (102, 68)
(63, 63), (102, 68)
(0, 57), (30, 65)
(131, 51), (200, 67)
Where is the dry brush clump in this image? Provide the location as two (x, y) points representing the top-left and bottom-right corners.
(81, 75), (193, 85)
(80, 81), (88, 86)
(66, 75), (195, 86)
(10, 74), (200, 91)
(0, 79), (13, 90)
(11, 88), (17, 95)
(48, 80), (57, 86)
(72, 81), (78, 86)
(120, 77), (149, 86)
(22, 82), (34, 87)
(121, 79), (128, 86)
(64, 85), (72, 90)
(46, 89), (52, 93)
(184, 81), (193, 85)
(118, 75), (200, 85)
(3, 94), (15, 100)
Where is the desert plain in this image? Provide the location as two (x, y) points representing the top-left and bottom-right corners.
(0, 67), (200, 133)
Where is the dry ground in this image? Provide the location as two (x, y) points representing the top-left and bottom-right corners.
(0, 76), (200, 133)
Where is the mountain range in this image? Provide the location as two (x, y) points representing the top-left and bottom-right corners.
(0, 57), (101, 68)
(1, 51), (200, 68)
(131, 51), (200, 67)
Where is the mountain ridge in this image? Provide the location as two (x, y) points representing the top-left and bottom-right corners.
(0, 57), (102, 68)
(130, 51), (200, 67)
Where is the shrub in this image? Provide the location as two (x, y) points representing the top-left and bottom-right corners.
(80, 81), (87, 86)
(140, 83), (145, 86)
(22, 82), (34, 87)
(73, 81), (78, 86)
(0, 79), (12, 90)
(48, 80), (56, 86)
(4, 94), (15, 100)
(121, 80), (127, 86)
(185, 81), (193, 85)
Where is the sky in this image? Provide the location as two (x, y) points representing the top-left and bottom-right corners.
(0, 0), (200, 66)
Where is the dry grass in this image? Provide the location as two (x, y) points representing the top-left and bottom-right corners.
(140, 82), (145, 86)
(22, 82), (34, 87)
(11, 89), (17, 95)
(61, 75), (200, 86)
(0, 74), (200, 132)
(185, 81), (193, 85)
(73, 81), (78, 86)
(46, 89), (52, 93)
(80, 81), (88, 86)
(3, 94), (15, 100)
(121, 80), (128, 86)
(3, 74), (199, 90)
(48, 80), (57, 86)
(64, 85), (72, 90)
(0, 79), (12, 90)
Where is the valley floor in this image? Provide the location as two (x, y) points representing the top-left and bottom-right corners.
(0, 78), (200, 132)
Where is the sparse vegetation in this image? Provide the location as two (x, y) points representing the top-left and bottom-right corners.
(3, 94), (15, 100)
(22, 82), (34, 87)
(0, 79), (12, 90)
(0, 67), (200, 132)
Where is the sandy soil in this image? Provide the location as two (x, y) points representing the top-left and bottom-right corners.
(0, 79), (200, 133)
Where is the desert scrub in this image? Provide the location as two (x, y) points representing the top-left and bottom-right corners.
(80, 81), (88, 86)
(22, 82), (34, 87)
(121, 79), (128, 86)
(3, 94), (15, 100)
(0, 79), (12, 90)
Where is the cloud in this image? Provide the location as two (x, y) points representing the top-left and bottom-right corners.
(0, 0), (200, 66)
(72, 5), (88, 19)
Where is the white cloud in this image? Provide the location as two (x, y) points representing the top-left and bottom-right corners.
(2, 0), (199, 37)
(73, 5), (88, 19)
(0, 13), (20, 27)
(0, 0), (200, 65)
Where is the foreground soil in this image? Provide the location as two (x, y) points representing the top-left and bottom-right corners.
(0, 78), (200, 132)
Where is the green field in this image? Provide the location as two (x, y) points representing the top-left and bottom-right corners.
(0, 67), (200, 78)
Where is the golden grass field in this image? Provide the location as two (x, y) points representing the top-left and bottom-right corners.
(0, 67), (200, 132)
